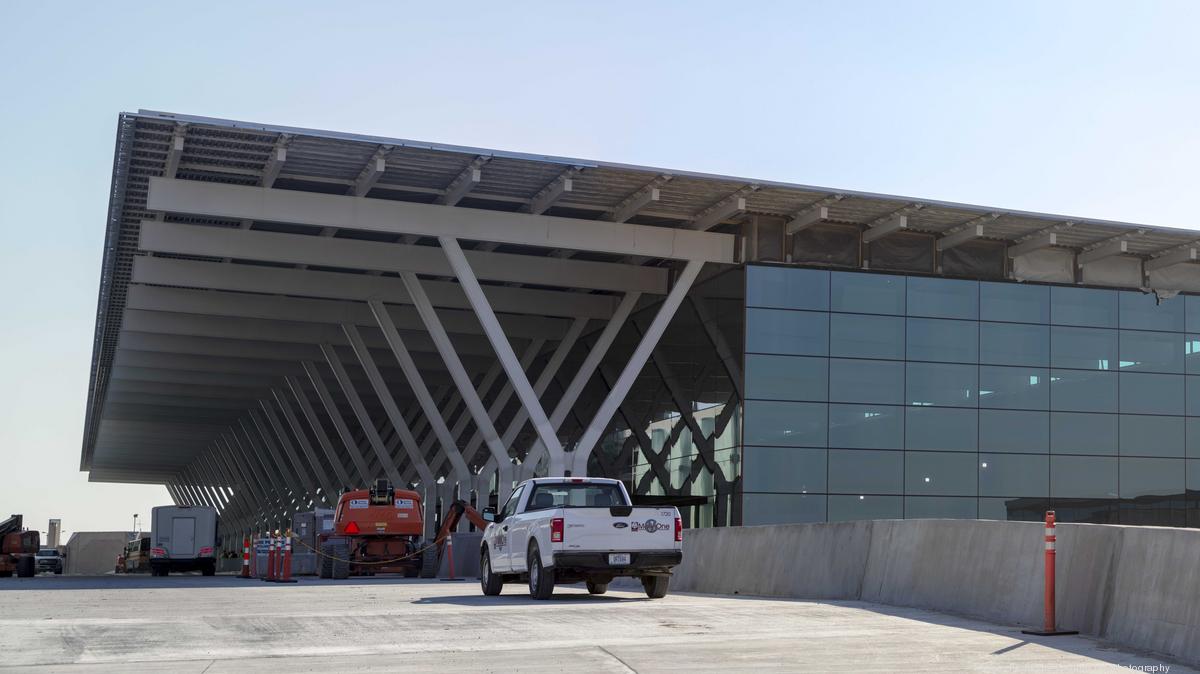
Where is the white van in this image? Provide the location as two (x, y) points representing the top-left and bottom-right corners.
(149, 505), (219, 576)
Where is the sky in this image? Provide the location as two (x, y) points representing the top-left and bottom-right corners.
(1, 1), (1198, 539)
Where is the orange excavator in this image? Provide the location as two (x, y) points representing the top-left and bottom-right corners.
(317, 479), (488, 579)
(0, 515), (39, 578)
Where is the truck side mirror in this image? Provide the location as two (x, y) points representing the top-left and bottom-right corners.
(482, 507), (497, 523)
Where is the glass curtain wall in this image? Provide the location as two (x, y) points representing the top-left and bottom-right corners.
(743, 264), (1200, 527)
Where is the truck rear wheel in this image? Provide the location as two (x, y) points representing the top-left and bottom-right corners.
(527, 544), (554, 600)
(201, 561), (216, 577)
(480, 548), (503, 596)
(17, 557), (35, 578)
(641, 575), (669, 599)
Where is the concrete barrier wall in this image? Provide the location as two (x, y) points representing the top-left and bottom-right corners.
(673, 520), (1200, 666)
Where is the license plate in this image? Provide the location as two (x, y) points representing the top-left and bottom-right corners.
(608, 553), (631, 565)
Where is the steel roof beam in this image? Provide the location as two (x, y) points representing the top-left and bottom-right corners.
(605, 175), (671, 223)
(1078, 239), (1129, 266)
(436, 156), (488, 206)
(163, 124), (187, 179)
(863, 214), (908, 244)
(1146, 246), (1198, 272)
(351, 145), (391, 197)
(147, 177), (736, 263)
(1008, 232), (1058, 258)
(937, 224), (986, 252)
(260, 135), (291, 188)
(139, 220), (666, 294)
(687, 188), (754, 231)
(528, 168), (578, 215)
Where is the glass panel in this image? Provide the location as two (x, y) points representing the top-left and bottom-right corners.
(1118, 330), (1183, 374)
(828, 449), (903, 494)
(1119, 372), (1184, 415)
(1119, 458), (1185, 499)
(979, 453), (1049, 497)
(743, 401), (827, 447)
(1189, 296), (1200, 333)
(1050, 498), (1119, 524)
(1188, 418), (1200, 459)
(1050, 455), (1118, 499)
(1188, 459), (1200, 490)
(1051, 412), (1118, 455)
(907, 276), (978, 319)
(1119, 291), (1185, 332)
(1051, 286), (1118, 328)
(1049, 369), (1117, 412)
(905, 451), (978, 496)
(905, 497), (978, 519)
(828, 495), (903, 521)
(1051, 326), (1117, 371)
(980, 322), (1049, 367)
(1188, 376), (1200, 416)
(906, 407), (978, 451)
(906, 362), (977, 407)
(980, 282), (1049, 324)
(828, 359), (903, 404)
(1187, 336), (1200, 374)
(979, 366), (1049, 410)
(746, 309), (828, 356)
(746, 265), (829, 310)
(980, 497), (1050, 522)
(979, 410), (1048, 453)
(745, 354), (827, 401)
(829, 313), (905, 360)
(742, 446), (826, 493)
(830, 271), (904, 315)
(1119, 415), (1185, 458)
(741, 493), (827, 525)
(906, 318), (978, 363)
(829, 404), (903, 449)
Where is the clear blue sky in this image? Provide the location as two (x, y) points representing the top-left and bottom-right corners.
(1, 1), (1197, 538)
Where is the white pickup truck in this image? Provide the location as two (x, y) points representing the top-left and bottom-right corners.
(479, 477), (683, 599)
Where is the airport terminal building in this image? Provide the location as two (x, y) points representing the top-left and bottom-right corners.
(84, 111), (1200, 535)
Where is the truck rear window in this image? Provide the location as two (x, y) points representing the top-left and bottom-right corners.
(525, 483), (627, 511)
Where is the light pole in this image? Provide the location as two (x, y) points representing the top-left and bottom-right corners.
(132, 514), (139, 537)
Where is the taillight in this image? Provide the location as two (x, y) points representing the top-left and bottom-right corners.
(674, 517), (683, 542)
(199, 547), (214, 557)
(550, 517), (564, 543)
(151, 547), (167, 558)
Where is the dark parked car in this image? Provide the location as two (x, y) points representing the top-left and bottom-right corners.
(34, 549), (63, 574)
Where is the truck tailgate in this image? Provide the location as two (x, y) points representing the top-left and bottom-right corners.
(560, 507), (678, 552)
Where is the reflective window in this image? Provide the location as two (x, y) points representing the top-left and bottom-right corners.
(1188, 459), (1200, 490)
(980, 322), (1049, 367)
(907, 277), (977, 320)
(828, 449), (903, 494)
(1188, 377), (1200, 417)
(1188, 296), (1200, 333)
(1051, 286), (1118, 328)
(1119, 372), (1184, 415)
(979, 366), (1049, 410)
(1051, 412), (1118, 455)
(742, 493), (827, 525)
(828, 495), (902, 522)
(742, 446), (826, 493)
(905, 497), (978, 519)
(907, 318), (978, 363)
(907, 362), (977, 407)
(905, 451), (977, 496)
(829, 359), (904, 404)
(1188, 418), (1200, 459)
(830, 272), (904, 315)
(1118, 331), (1183, 374)
(1119, 415), (1184, 458)
(742, 401), (827, 447)
(830, 313), (904, 360)
(746, 309), (828, 356)
(829, 404), (903, 449)
(906, 407), (978, 451)
(745, 354), (826, 401)
(1050, 369), (1118, 413)
(980, 282), (1049, 324)
(1119, 292), (1185, 332)
(1051, 326), (1117, 371)
(979, 453), (1049, 497)
(1119, 458), (1185, 499)
(979, 410), (1048, 454)
(1050, 455), (1118, 499)
(1187, 337), (1200, 375)
(746, 265), (829, 310)
(980, 497), (1050, 522)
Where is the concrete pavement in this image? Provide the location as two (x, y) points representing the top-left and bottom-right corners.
(0, 575), (1191, 673)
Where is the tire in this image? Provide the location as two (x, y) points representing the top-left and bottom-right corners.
(642, 575), (669, 599)
(527, 544), (554, 600)
(419, 544), (438, 579)
(318, 545), (333, 579)
(0, 570), (11, 578)
(54, 567), (62, 575)
(201, 562), (216, 577)
(16, 556), (34, 578)
(330, 543), (350, 580)
(480, 548), (503, 596)
(586, 580), (609, 595)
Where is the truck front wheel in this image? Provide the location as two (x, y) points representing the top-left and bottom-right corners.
(527, 543), (554, 600)
(480, 548), (503, 596)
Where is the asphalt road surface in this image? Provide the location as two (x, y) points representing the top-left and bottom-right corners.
(0, 575), (1191, 673)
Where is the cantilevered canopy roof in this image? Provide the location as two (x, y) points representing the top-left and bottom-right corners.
(84, 110), (1200, 486)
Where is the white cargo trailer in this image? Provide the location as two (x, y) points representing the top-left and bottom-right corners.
(149, 505), (219, 576)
